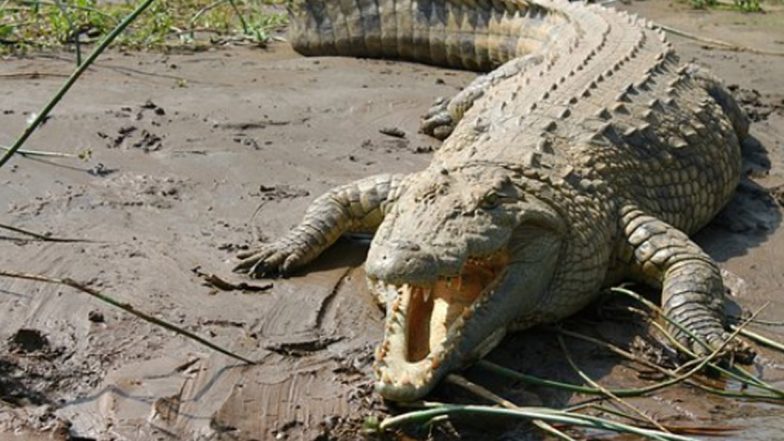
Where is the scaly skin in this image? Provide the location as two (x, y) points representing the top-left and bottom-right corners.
(236, 0), (751, 401)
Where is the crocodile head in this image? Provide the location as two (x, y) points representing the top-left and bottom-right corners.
(365, 164), (565, 401)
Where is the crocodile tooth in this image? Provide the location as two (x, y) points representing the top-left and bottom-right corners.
(391, 297), (401, 313)
(375, 346), (383, 360)
(430, 356), (442, 370)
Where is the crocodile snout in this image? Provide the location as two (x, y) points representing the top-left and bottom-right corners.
(366, 241), (442, 284)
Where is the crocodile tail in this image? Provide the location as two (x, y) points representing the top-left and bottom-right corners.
(288, 0), (556, 71)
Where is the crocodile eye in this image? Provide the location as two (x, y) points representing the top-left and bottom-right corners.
(480, 192), (500, 209)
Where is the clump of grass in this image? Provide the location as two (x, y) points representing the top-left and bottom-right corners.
(690, 0), (718, 9)
(733, 0), (763, 12)
(686, 0), (763, 11)
(0, 0), (288, 55)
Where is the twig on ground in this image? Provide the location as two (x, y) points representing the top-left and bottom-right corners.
(556, 333), (669, 432)
(0, 269), (256, 364)
(0, 72), (70, 79)
(613, 287), (783, 397)
(556, 327), (782, 401)
(0, 223), (97, 243)
(730, 315), (784, 327)
(479, 306), (766, 402)
(731, 326), (784, 354)
(192, 266), (272, 292)
(380, 404), (697, 441)
(658, 24), (784, 57)
(445, 374), (577, 441)
(573, 403), (738, 436)
(0, 145), (80, 159)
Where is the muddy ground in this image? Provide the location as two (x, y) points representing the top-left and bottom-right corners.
(1, 1), (784, 440)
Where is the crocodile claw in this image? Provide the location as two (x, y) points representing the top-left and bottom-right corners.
(674, 328), (755, 365)
(420, 97), (455, 140)
(233, 241), (299, 278)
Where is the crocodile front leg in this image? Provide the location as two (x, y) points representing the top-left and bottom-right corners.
(618, 208), (735, 356)
(234, 173), (406, 278)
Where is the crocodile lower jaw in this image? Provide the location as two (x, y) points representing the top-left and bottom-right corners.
(371, 251), (509, 401)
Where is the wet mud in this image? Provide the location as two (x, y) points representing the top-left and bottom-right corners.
(1, 1), (784, 440)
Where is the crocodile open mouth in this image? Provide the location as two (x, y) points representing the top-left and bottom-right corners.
(373, 249), (509, 399)
(404, 251), (509, 362)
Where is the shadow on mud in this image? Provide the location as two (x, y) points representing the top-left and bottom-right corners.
(698, 134), (781, 262)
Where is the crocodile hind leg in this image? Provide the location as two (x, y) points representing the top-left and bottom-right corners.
(618, 208), (739, 357)
(234, 173), (406, 278)
(420, 54), (544, 140)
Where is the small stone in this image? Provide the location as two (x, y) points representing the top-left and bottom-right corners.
(379, 127), (405, 138)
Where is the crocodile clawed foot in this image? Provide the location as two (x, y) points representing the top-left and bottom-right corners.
(675, 329), (755, 365)
(420, 97), (454, 140)
(233, 241), (299, 278)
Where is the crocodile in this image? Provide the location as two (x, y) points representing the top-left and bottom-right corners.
(234, 0), (751, 401)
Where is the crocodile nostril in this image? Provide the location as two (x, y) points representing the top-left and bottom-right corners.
(399, 241), (421, 252)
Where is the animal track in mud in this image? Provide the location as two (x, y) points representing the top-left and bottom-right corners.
(99, 174), (188, 210)
(252, 184), (310, 202)
(1, 328), (101, 408)
(98, 100), (169, 152)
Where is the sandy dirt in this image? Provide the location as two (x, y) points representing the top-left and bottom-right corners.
(1, 1), (783, 440)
